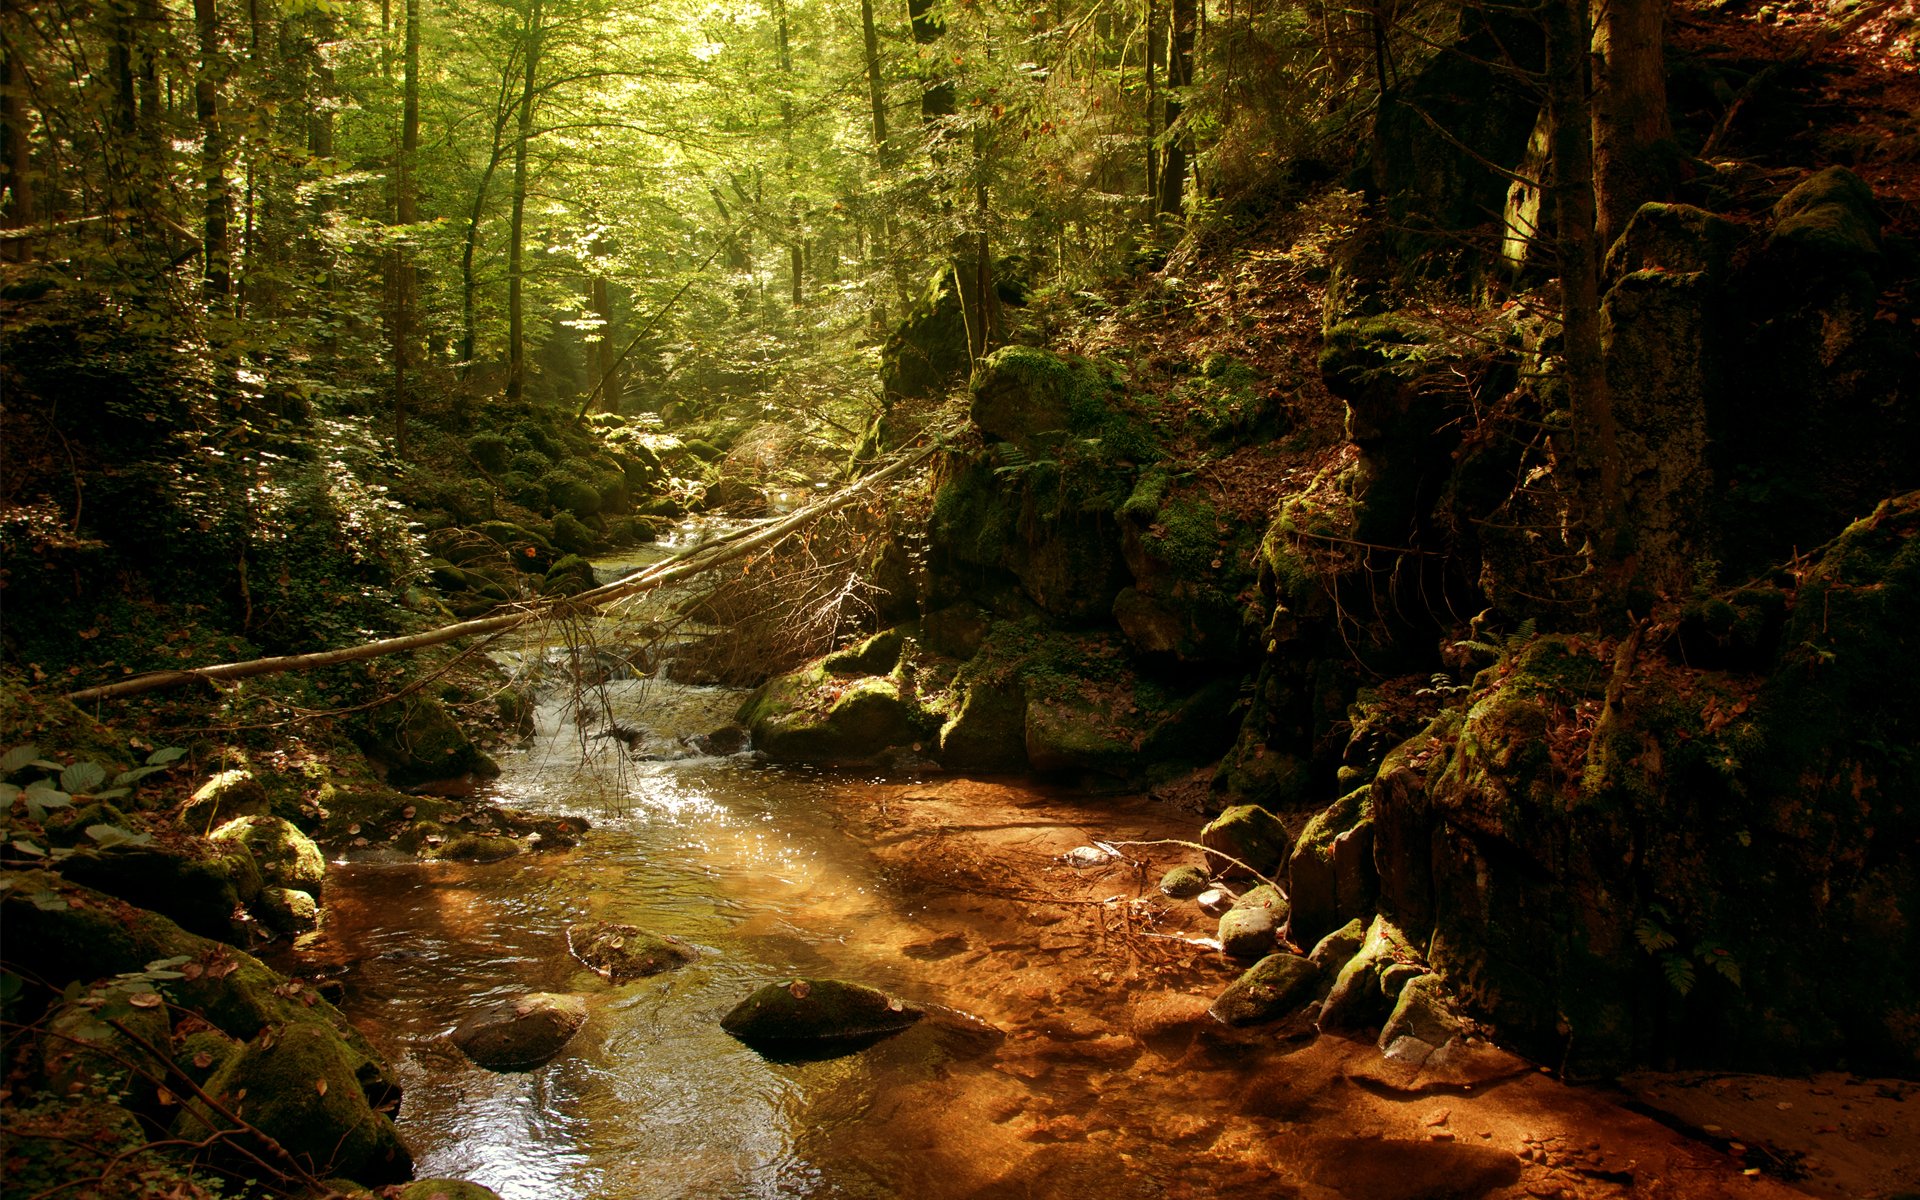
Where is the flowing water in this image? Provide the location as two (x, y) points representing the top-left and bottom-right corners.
(305, 541), (1281, 1199)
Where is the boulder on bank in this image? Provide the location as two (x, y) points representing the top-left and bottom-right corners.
(721, 978), (922, 1046)
(399, 1182), (507, 1200)
(737, 664), (928, 765)
(1201, 804), (1292, 879)
(173, 1022), (412, 1186)
(1318, 915), (1423, 1034)
(1217, 904), (1280, 959)
(1379, 973), (1464, 1054)
(55, 839), (260, 942)
(451, 993), (588, 1070)
(256, 885), (319, 933)
(567, 921), (697, 982)
(363, 696), (501, 787)
(1210, 953), (1325, 1027)
(178, 768), (271, 831)
(1159, 865), (1209, 898)
(210, 814), (325, 897)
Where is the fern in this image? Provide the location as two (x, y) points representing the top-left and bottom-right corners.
(1662, 954), (1697, 996)
(1634, 918), (1678, 953)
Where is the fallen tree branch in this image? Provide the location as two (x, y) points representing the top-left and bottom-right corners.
(66, 437), (946, 705)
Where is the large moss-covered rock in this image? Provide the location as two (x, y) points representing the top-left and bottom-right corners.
(178, 769), (270, 832)
(256, 885), (319, 933)
(737, 665), (928, 765)
(721, 978), (921, 1046)
(1286, 785), (1378, 947)
(1217, 904), (1280, 959)
(55, 840), (257, 942)
(174, 1022), (412, 1185)
(1767, 165), (1882, 265)
(936, 677), (1029, 773)
(399, 1182), (506, 1200)
(39, 996), (172, 1102)
(1372, 507), (1920, 1073)
(363, 696), (500, 787)
(209, 815), (324, 897)
(1200, 804), (1292, 879)
(0, 873), (396, 1100)
(1210, 953), (1325, 1027)
(881, 266), (970, 402)
(451, 993), (588, 1070)
(1318, 915), (1422, 1034)
(566, 921), (697, 982)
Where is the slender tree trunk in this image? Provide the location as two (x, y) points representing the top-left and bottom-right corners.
(1545, 0), (1624, 612)
(392, 0), (419, 453)
(459, 55), (519, 378)
(1589, 0), (1672, 250)
(1, 45), (36, 230)
(1157, 0), (1194, 214)
(505, 0), (543, 405)
(192, 0), (230, 298)
(1145, 0), (1160, 202)
(860, 0), (889, 157)
(590, 274), (620, 411)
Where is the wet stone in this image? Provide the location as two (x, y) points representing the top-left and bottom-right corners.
(1218, 904), (1279, 959)
(451, 993), (588, 1071)
(567, 921), (698, 983)
(1160, 865), (1210, 898)
(721, 978), (922, 1047)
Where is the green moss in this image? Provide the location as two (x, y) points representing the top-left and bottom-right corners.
(1143, 497), (1227, 576)
(209, 815), (324, 896)
(1297, 785), (1372, 857)
(176, 1022), (411, 1184)
(721, 978), (921, 1043)
(1119, 467), (1171, 521)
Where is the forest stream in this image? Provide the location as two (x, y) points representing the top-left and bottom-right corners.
(279, 541), (1913, 1200)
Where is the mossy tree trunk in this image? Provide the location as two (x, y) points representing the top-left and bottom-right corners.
(1589, 0), (1673, 251)
(504, 0), (543, 404)
(1545, 0), (1626, 617)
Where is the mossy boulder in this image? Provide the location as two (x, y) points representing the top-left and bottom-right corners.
(1209, 953), (1325, 1027)
(210, 815), (324, 897)
(549, 512), (597, 557)
(1200, 804), (1292, 879)
(178, 769), (270, 832)
(1604, 202), (1739, 283)
(1159, 865), (1209, 898)
(721, 978), (921, 1046)
(1217, 904), (1280, 959)
(1318, 915), (1423, 1034)
(1309, 917), (1369, 970)
(969, 345), (1079, 448)
(54, 840), (255, 942)
(936, 678), (1029, 773)
(566, 921), (697, 982)
(1286, 785), (1378, 947)
(881, 266), (970, 402)
(174, 1022), (412, 1185)
(451, 993), (588, 1071)
(823, 628), (907, 677)
(1378, 973), (1464, 1053)
(257, 886), (319, 933)
(363, 696), (500, 787)
(1767, 165), (1882, 265)
(40, 996), (172, 1102)
(737, 665), (928, 765)
(434, 833), (522, 863)
(2, 1098), (213, 1199)
(474, 521), (557, 572)
(171, 1028), (242, 1086)
(399, 1182), (506, 1200)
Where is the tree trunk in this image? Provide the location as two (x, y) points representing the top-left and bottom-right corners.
(909, 0), (955, 119)
(192, 0), (230, 298)
(1, 44), (36, 230)
(393, 0), (419, 453)
(505, 0), (543, 405)
(1157, 0), (1194, 214)
(1145, 0), (1160, 203)
(1546, 0), (1624, 614)
(1589, 0), (1672, 251)
(590, 274), (620, 411)
(860, 0), (890, 159)
(459, 54), (520, 379)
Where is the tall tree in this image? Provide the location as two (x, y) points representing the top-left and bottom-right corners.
(504, 0), (544, 404)
(393, 0), (421, 452)
(193, 0), (231, 298)
(1156, 0), (1193, 214)
(1589, 0), (1672, 249)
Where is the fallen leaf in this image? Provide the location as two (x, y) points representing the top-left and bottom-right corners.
(315, 1079), (328, 1096)
(128, 991), (163, 1009)
(193, 1051), (214, 1070)
(789, 980), (811, 999)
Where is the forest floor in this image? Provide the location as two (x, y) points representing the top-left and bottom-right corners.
(833, 777), (1919, 1200)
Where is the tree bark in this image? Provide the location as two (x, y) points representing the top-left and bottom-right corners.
(1, 43), (36, 230)
(860, 0), (890, 159)
(459, 55), (520, 378)
(1546, 0), (1624, 614)
(1157, 0), (1194, 215)
(192, 0), (230, 298)
(1145, 0), (1160, 203)
(393, 0), (419, 453)
(505, 0), (543, 405)
(590, 273), (621, 410)
(1589, 0), (1672, 251)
